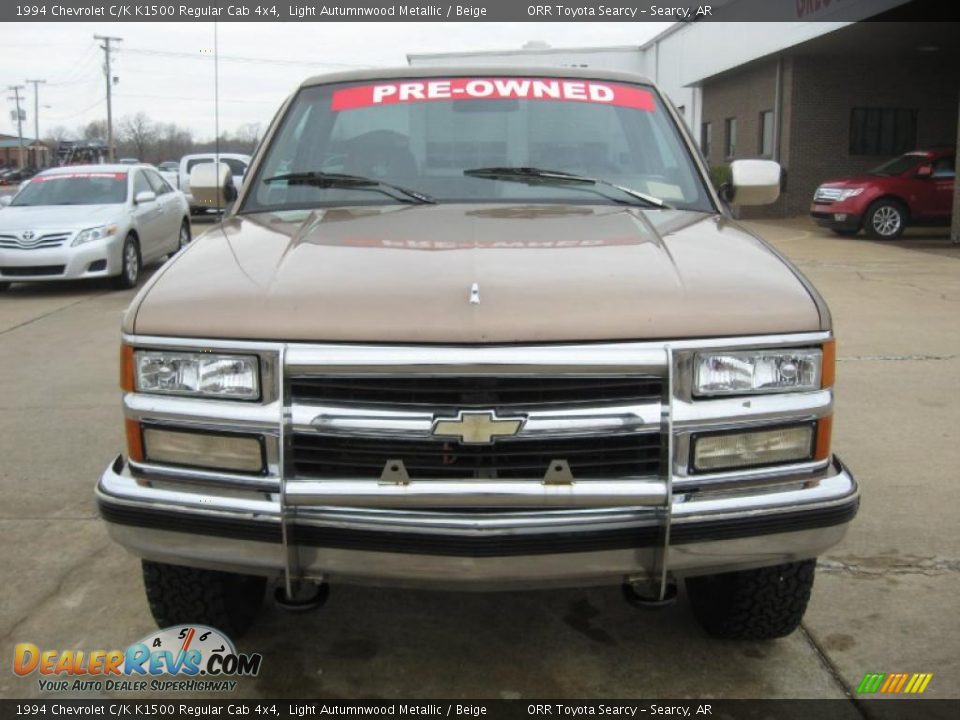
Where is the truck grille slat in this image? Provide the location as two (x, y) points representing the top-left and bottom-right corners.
(289, 375), (663, 408)
(291, 433), (662, 480)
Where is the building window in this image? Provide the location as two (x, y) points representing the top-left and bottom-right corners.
(849, 107), (918, 156)
(724, 117), (737, 159)
(759, 110), (774, 157)
(700, 122), (712, 158)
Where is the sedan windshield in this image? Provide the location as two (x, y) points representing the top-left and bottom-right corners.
(243, 77), (713, 213)
(869, 154), (925, 176)
(12, 172), (128, 206)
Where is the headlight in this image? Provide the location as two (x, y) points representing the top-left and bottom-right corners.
(692, 424), (815, 472)
(694, 349), (821, 396)
(835, 188), (864, 201)
(134, 350), (260, 400)
(72, 224), (118, 246)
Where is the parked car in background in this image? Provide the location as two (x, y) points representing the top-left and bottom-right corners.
(811, 147), (956, 239)
(0, 167), (37, 185)
(178, 153), (251, 213)
(0, 164), (190, 291)
(157, 161), (180, 190)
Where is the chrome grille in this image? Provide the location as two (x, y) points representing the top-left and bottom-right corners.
(289, 375), (663, 408)
(291, 433), (662, 480)
(287, 373), (665, 482)
(0, 232), (72, 249)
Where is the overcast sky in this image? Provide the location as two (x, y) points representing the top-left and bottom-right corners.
(0, 22), (671, 142)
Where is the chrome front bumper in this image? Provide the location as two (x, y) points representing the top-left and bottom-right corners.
(97, 454), (858, 590)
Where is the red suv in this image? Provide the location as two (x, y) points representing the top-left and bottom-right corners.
(810, 148), (955, 239)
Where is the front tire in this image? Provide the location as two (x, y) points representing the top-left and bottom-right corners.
(685, 559), (816, 640)
(142, 561), (267, 637)
(113, 234), (141, 290)
(177, 219), (191, 251)
(865, 199), (907, 240)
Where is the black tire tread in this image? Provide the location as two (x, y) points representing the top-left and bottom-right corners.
(686, 559), (816, 640)
(141, 560), (266, 637)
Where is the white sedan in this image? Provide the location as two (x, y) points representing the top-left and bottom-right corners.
(0, 164), (190, 291)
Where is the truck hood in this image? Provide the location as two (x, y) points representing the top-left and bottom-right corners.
(126, 204), (822, 342)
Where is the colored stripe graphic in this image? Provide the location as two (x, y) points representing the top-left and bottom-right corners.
(857, 672), (933, 694)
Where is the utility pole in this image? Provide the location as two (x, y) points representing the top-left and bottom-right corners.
(94, 34), (123, 161)
(25, 78), (45, 167)
(7, 85), (25, 168)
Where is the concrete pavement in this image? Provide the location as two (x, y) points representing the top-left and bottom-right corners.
(0, 218), (957, 700)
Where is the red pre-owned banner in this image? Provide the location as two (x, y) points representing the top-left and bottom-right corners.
(331, 78), (656, 112)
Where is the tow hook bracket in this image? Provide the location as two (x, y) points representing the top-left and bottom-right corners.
(379, 458), (410, 485)
(543, 459), (575, 485)
(622, 580), (678, 609)
(274, 581), (330, 612)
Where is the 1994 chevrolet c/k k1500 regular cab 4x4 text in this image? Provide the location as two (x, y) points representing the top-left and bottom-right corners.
(97, 67), (858, 641)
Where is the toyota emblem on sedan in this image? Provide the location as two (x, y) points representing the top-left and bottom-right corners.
(21, 230), (35, 241)
(431, 410), (525, 444)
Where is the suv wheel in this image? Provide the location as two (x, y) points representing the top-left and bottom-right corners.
(113, 235), (141, 290)
(142, 561), (267, 637)
(685, 559), (816, 640)
(865, 199), (907, 240)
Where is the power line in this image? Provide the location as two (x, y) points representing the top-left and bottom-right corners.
(114, 91), (277, 105)
(119, 46), (371, 69)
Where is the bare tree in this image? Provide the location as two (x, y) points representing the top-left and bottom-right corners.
(118, 112), (157, 161)
(154, 122), (194, 163)
(234, 122), (263, 154)
(43, 125), (74, 146)
(80, 119), (108, 142)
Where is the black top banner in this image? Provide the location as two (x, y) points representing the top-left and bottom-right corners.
(2, 700), (960, 720)
(2, 0), (950, 23)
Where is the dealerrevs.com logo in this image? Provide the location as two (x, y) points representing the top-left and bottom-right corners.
(13, 625), (262, 693)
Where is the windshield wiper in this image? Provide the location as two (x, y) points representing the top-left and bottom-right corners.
(262, 171), (437, 205)
(463, 166), (671, 209)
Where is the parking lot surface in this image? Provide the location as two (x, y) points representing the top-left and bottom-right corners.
(1, 217), (957, 700)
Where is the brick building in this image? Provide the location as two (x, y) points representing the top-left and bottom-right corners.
(698, 22), (959, 218)
(0, 134), (51, 169)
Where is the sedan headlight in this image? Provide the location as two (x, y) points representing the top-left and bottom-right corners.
(694, 349), (821, 396)
(72, 224), (118, 246)
(134, 351), (260, 400)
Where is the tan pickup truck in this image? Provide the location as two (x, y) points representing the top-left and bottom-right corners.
(97, 67), (858, 641)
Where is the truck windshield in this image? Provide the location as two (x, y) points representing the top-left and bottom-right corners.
(11, 172), (128, 206)
(243, 77), (713, 213)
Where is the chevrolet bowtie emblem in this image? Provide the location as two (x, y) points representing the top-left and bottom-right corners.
(431, 410), (524, 444)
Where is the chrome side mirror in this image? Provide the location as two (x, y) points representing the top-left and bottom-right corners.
(189, 162), (237, 209)
(727, 159), (782, 206)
